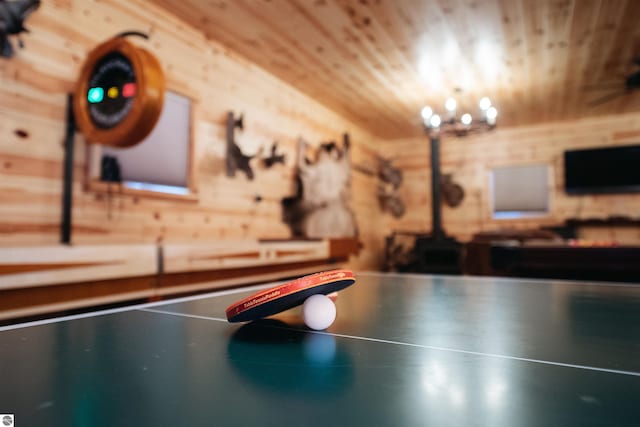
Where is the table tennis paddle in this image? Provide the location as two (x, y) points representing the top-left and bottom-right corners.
(225, 269), (355, 323)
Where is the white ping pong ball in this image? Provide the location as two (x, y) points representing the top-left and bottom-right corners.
(303, 294), (336, 330)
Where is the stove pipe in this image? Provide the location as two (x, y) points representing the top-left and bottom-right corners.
(430, 136), (444, 241)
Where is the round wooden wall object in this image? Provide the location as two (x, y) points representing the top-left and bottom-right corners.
(73, 36), (165, 147)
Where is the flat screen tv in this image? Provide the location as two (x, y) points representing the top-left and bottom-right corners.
(564, 145), (640, 194)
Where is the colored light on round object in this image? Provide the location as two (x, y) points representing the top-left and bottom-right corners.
(84, 51), (136, 130)
(107, 86), (119, 99)
(303, 294), (336, 330)
(87, 87), (104, 103)
(122, 82), (136, 98)
(73, 36), (165, 147)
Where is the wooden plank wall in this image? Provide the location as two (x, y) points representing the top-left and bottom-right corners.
(380, 112), (640, 243)
(0, 240), (352, 320)
(0, 0), (385, 270)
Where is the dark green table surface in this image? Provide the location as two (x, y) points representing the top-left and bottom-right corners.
(1, 273), (639, 426)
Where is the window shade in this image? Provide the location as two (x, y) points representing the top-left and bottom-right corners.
(102, 91), (191, 188)
(492, 164), (549, 213)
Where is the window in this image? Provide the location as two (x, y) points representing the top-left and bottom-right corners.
(491, 164), (549, 219)
(88, 91), (194, 197)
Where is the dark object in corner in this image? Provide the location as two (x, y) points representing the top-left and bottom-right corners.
(586, 57), (640, 106)
(226, 111), (256, 180)
(0, 0), (40, 58)
(100, 155), (122, 183)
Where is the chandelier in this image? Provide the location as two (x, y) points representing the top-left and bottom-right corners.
(421, 96), (498, 137)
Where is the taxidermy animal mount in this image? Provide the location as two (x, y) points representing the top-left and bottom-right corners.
(225, 111), (257, 180)
(441, 173), (465, 207)
(376, 157), (405, 218)
(377, 185), (405, 218)
(0, 0), (40, 58)
(282, 133), (357, 238)
(352, 155), (405, 218)
(262, 142), (286, 168)
(378, 157), (403, 189)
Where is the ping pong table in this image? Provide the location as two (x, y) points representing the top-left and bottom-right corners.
(1, 272), (639, 426)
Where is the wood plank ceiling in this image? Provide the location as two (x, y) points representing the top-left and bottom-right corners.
(155, 0), (640, 139)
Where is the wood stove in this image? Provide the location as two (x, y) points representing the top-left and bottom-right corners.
(385, 136), (463, 274)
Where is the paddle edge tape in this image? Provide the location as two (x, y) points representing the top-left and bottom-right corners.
(226, 269), (355, 322)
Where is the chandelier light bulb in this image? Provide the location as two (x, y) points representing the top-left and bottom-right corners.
(461, 113), (472, 126)
(445, 97), (457, 112)
(430, 114), (441, 128)
(479, 97), (492, 111)
(421, 106), (433, 123)
(486, 106), (498, 125)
